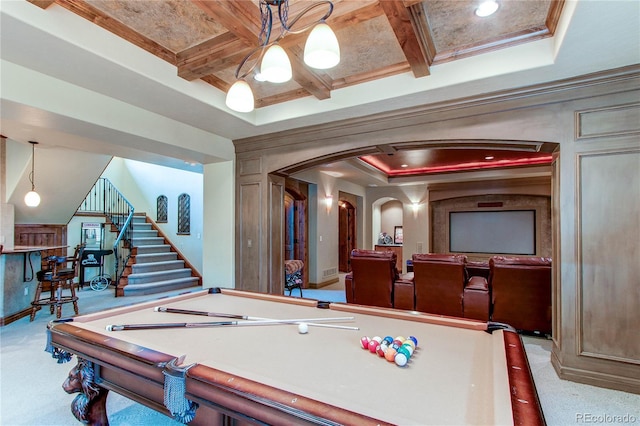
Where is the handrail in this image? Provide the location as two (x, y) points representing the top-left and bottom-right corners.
(78, 178), (134, 289)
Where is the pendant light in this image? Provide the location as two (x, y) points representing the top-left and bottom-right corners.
(24, 141), (41, 207)
(225, 0), (340, 113)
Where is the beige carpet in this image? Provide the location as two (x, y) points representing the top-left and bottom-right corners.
(1, 283), (638, 425)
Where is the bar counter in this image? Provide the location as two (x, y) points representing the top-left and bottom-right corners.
(0, 245), (68, 325)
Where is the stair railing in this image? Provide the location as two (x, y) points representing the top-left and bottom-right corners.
(78, 178), (134, 287)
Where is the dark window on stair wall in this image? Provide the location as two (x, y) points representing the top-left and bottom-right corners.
(157, 195), (168, 223)
(178, 193), (190, 235)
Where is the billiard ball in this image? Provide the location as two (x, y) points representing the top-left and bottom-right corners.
(298, 323), (309, 334)
(395, 352), (409, 367)
(376, 343), (388, 357)
(360, 337), (370, 349)
(384, 347), (397, 362)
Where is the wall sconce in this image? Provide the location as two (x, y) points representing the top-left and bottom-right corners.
(24, 141), (41, 207)
(411, 202), (420, 218)
(325, 195), (333, 212)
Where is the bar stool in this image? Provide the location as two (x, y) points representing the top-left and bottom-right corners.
(30, 244), (84, 321)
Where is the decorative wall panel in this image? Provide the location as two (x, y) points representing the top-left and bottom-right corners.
(238, 183), (261, 292)
(578, 149), (640, 364)
(576, 103), (640, 139)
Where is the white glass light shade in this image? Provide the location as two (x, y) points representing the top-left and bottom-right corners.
(304, 23), (340, 69)
(225, 80), (254, 113)
(261, 44), (292, 83)
(24, 190), (41, 207)
(475, 0), (499, 17)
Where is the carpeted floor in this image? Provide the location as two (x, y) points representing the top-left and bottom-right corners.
(1, 280), (638, 425)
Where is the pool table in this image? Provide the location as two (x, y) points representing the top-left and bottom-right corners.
(47, 288), (545, 425)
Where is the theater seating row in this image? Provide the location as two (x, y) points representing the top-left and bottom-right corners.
(345, 249), (552, 335)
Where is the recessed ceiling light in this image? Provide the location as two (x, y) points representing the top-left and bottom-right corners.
(476, 0), (499, 17)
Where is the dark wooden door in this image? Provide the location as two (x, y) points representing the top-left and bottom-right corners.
(338, 201), (356, 272)
(284, 188), (308, 288)
(284, 194), (294, 260)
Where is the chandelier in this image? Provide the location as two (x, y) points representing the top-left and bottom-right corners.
(225, 0), (340, 113)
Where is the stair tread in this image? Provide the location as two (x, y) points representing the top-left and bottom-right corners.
(133, 260), (183, 265)
(126, 276), (199, 285)
(128, 269), (192, 278)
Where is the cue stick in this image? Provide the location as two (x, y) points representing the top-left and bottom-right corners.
(154, 306), (255, 319)
(153, 307), (359, 330)
(106, 316), (358, 332)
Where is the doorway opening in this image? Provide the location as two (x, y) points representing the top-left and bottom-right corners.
(338, 198), (357, 273)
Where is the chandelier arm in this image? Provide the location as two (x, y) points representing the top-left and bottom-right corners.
(279, 1), (334, 35)
(234, 44), (269, 80)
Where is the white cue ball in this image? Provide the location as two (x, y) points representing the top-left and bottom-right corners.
(297, 322), (309, 334)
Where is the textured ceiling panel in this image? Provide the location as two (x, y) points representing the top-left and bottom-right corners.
(423, 0), (553, 51)
(87, 0), (228, 52)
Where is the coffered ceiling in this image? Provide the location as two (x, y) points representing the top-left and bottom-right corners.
(2, 1), (639, 184)
(29, 0), (563, 109)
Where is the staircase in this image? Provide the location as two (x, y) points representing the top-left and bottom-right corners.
(117, 215), (201, 296)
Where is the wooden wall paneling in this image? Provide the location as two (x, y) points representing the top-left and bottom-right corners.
(576, 103), (640, 140)
(551, 151), (562, 346)
(14, 224), (68, 264)
(233, 68), (640, 393)
(238, 182), (261, 292)
(577, 148), (640, 365)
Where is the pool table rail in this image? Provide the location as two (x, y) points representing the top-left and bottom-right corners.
(46, 289), (546, 426)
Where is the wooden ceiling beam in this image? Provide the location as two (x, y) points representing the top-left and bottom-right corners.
(177, 33), (250, 81)
(287, 45), (332, 100)
(190, 0), (262, 43)
(26, 0), (56, 9)
(331, 62), (411, 90)
(379, 0), (430, 78)
(180, 0), (383, 99)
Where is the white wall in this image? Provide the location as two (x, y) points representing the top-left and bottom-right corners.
(101, 158), (204, 273)
(202, 160), (234, 288)
(380, 200), (403, 240)
(367, 185), (431, 273)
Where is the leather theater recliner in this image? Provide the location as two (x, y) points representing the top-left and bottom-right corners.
(345, 249), (413, 309)
(489, 256), (552, 335)
(412, 253), (469, 317)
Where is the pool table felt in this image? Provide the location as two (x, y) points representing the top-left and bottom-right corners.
(57, 290), (514, 425)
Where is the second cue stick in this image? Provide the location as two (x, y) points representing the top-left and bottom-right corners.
(107, 317), (359, 331)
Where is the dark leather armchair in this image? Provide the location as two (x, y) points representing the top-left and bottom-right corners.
(412, 253), (468, 317)
(489, 256), (552, 334)
(346, 249), (407, 308)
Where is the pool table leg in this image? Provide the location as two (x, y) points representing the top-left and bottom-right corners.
(62, 357), (109, 425)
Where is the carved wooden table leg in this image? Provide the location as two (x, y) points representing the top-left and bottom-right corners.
(62, 357), (109, 425)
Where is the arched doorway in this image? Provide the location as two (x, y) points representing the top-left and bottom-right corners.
(338, 199), (356, 272)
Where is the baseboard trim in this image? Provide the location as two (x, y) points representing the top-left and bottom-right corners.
(551, 351), (640, 394)
(0, 307), (32, 327)
(308, 277), (340, 289)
